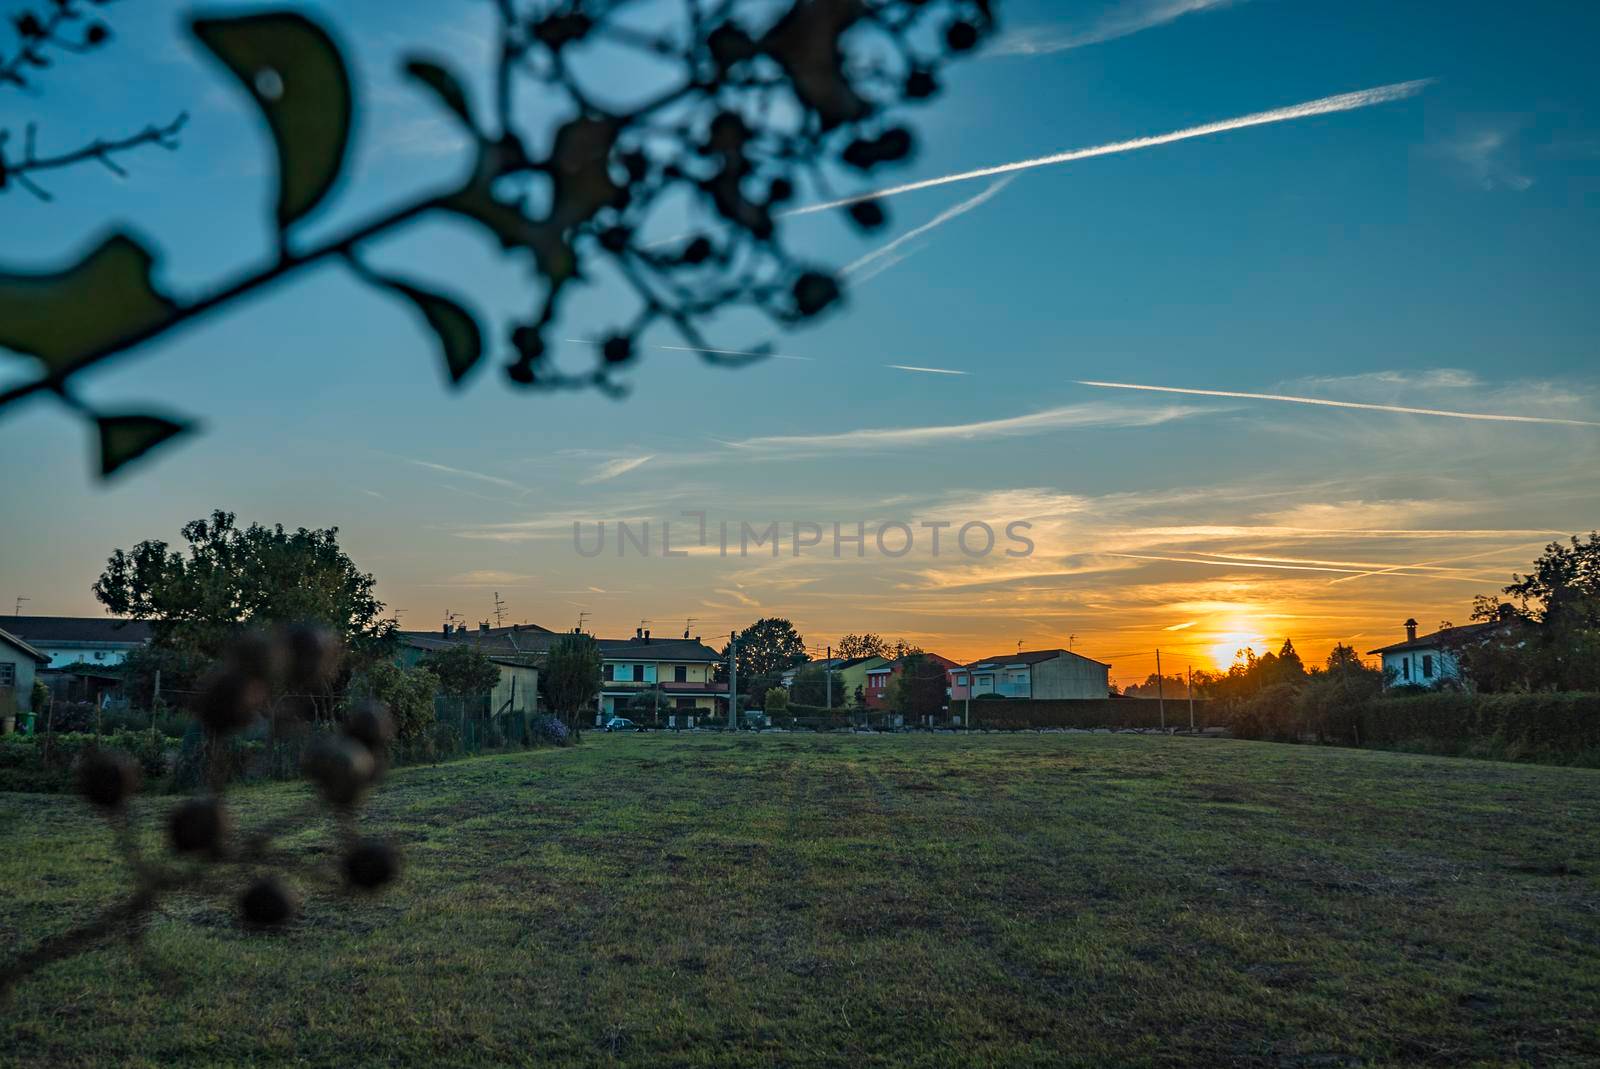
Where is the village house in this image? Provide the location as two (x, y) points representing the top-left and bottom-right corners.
(597, 629), (726, 719)
(864, 653), (961, 710)
(1366, 617), (1501, 688)
(6, 615), (152, 669)
(955, 648), (1111, 700)
(0, 627), (51, 716)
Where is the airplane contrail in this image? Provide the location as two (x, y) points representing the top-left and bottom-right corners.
(1076, 381), (1600, 427)
(789, 78), (1434, 214)
(843, 177), (1014, 275)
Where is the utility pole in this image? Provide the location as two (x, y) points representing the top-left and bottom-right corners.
(1188, 666), (1195, 731)
(825, 644), (832, 709)
(1156, 648), (1166, 732)
(727, 630), (738, 731)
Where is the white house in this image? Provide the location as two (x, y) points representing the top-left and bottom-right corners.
(8, 616), (152, 669)
(957, 648), (1111, 700)
(0, 626), (51, 713)
(1366, 617), (1496, 688)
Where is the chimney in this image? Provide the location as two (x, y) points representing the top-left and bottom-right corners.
(644, 629), (651, 643)
(1404, 618), (1418, 642)
(480, 621), (489, 633)
(635, 626), (642, 639)
(443, 623), (450, 637)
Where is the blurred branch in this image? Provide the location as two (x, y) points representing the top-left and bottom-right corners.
(0, 112), (188, 200)
(1, 0), (119, 90)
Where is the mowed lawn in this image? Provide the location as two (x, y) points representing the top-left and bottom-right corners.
(3, 734), (1599, 1068)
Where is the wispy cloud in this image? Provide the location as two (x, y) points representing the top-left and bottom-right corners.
(583, 455), (656, 483)
(843, 177), (1013, 277)
(433, 570), (537, 586)
(987, 0), (1241, 57)
(1439, 127), (1533, 192)
(790, 79), (1433, 215)
(1165, 621), (1197, 631)
(725, 402), (1205, 453)
(1076, 381), (1600, 427)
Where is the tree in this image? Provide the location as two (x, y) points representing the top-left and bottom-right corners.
(889, 655), (946, 721)
(628, 687), (667, 725)
(0, 2), (995, 477)
(418, 645), (500, 699)
(1324, 643), (1367, 676)
(541, 633), (601, 732)
(354, 661), (440, 744)
(722, 618), (807, 695)
(93, 510), (396, 669)
(1463, 533), (1600, 691)
(764, 687), (789, 717)
(836, 633), (888, 660)
(788, 663), (836, 707)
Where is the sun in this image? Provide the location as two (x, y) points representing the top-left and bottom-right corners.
(1206, 625), (1268, 671)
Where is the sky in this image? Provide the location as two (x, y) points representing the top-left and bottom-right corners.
(2, 0), (1598, 686)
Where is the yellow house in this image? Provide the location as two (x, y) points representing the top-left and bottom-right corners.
(597, 630), (727, 720)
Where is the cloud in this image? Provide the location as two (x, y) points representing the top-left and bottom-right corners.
(843, 177), (1013, 278)
(436, 570), (537, 586)
(1076, 381), (1600, 427)
(724, 401), (1207, 453)
(987, 0), (1241, 57)
(789, 79), (1433, 215)
(1439, 127), (1534, 192)
(583, 455), (656, 483)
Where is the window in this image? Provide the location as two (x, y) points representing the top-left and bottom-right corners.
(1422, 654), (1434, 679)
(674, 665), (687, 683)
(955, 674), (968, 686)
(675, 697), (695, 710)
(1402, 657), (1410, 680)
(94, 651), (106, 661)
(0, 661), (14, 687)
(602, 663), (614, 681)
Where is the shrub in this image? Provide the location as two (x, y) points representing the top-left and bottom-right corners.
(529, 715), (570, 747)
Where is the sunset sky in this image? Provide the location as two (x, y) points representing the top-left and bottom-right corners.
(3, 0), (1598, 686)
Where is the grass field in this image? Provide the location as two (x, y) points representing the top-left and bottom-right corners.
(3, 733), (1599, 1067)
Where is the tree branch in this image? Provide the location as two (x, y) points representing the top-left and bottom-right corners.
(0, 113), (189, 200)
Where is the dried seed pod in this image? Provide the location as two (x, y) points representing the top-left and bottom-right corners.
(77, 750), (140, 810)
(283, 623), (340, 690)
(196, 667), (269, 736)
(239, 875), (297, 928)
(167, 797), (229, 855)
(228, 628), (286, 685)
(342, 700), (395, 755)
(302, 736), (375, 807)
(343, 838), (401, 891)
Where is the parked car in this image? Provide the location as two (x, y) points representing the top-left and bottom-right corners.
(604, 717), (639, 732)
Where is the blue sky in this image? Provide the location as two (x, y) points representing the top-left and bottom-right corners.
(3, 0), (1598, 682)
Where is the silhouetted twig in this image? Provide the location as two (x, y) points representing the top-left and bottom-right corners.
(0, 113), (188, 200)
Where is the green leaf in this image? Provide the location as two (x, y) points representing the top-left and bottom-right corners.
(96, 414), (193, 477)
(192, 12), (352, 229)
(0, 233), (177, 374)
(369, 275), (483, 384)
(405, 59), (473, 125)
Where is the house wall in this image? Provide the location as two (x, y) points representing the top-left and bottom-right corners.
(35, 644), (139, 669)
(492, 663), (539, 714)
(970, 667), (1032, 698)
(1382, 646), (1462, 687)
(0, 641), (42, 713)
(833, 658), (885, 704)
(1031, 655), (1110, 699)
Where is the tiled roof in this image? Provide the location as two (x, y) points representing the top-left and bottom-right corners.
(6, 615), (152, 646)
(1367, 621), (1498, 656)
(966, 648), (1110, 669)
(0, 627), (50, 664)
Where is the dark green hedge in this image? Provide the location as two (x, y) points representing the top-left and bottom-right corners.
(964, 698), (1220, 731)
(1355, 692), (1600, 760)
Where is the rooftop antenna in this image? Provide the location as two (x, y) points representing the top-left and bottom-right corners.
(1068, 633), (1076, 652)
(576, 610), (590, 633)
(392, 608), (407, 626)
(1017, 639), (1024, 653)
(14, 595), (28, 616)
(492, 591), (508, 628)
(683, 616), (698, 639)
(444, 609), (463, 631)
